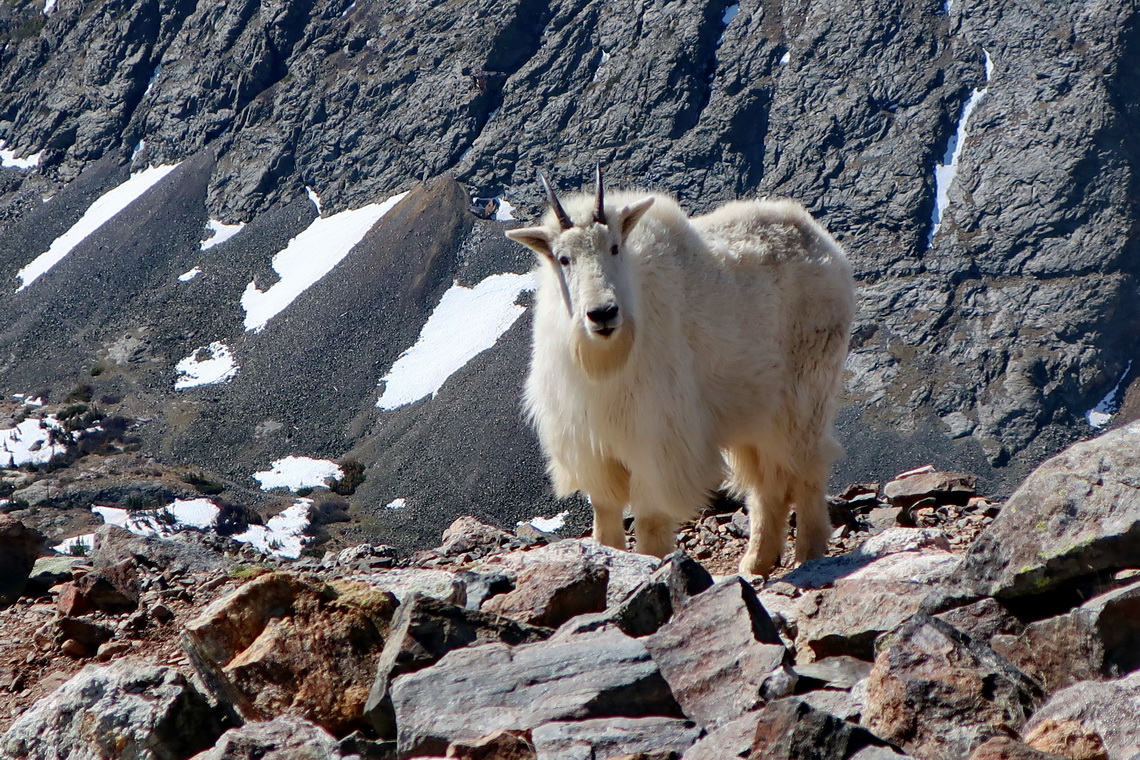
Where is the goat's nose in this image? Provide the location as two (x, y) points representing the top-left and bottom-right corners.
(587, 304), (620, 325)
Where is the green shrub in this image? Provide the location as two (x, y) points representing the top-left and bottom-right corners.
(328, 458), (366, 496)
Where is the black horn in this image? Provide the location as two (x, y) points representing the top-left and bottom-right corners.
(540, 173), (573, 230)
(594, 163), (607, 225)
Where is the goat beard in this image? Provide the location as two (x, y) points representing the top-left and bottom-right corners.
(571, 320), (635, 380)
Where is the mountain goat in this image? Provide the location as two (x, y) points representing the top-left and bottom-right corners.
(506, 168), (855, 576)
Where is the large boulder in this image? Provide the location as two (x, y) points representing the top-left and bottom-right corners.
(991, 578), (1140, 693)
(390, 627), (683, 756)
(481, 555), (609, 627)
(863, 615), (1045, 760)
(643, 576), (789, 729)
(958, 422), (1140, 599)
(1, 660), (223, 760)
(182, 571), (398, 735)
(0, 514), (45, 606)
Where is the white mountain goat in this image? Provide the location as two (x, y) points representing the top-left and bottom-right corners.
(506, 168), (855, 576)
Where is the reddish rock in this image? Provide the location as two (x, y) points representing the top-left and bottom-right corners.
(883, 470), (976, 509)
(967, 737), (1067, 760)
(56, 582), (92, 617)
(183, 571), (399, 736)
(446, 729), (536, 760)
(1023, 720), (1109, 760)
(482, 556), (608, 628)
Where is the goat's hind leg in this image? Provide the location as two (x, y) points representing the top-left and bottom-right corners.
(586, 458), (631, 550)
(731, 447), (791, 577)
(791, 474), (830, 565)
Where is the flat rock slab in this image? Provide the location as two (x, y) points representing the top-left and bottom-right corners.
(390, 627), (682, 757)
(959, 421), (1140, 599)
(1, 659), (223, 760)
(343, 567), (468, 605)
(363, 592), (550, 737)
(644, 576), (788, 728)
(473, 539), (660, 606)
(183, 571), (398, 735)
(777, 528), (951, 590)
(863, 614), (1045, 760)
(1023, 671), (1140, 760)
(189, 715), (347, 760)
(531, 717), (701, 760)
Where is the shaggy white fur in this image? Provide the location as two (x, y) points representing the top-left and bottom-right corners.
(507, 182), (855, 577)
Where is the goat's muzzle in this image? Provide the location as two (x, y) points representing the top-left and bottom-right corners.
(586, 303), (621, 337)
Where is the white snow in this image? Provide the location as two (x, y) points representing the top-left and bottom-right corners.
(178, 267), (202, 282)
(23, 396), (44, 407)
(1086, 360), (1132, 429)
(0, 140), (43, 170)
(1, 417), (67, 467)
(16, 163), (181, 291)
(928, 49), (992, 247)
(306, 186), (323, 214)
(253, 456), (343, 491)
(174, 341), (239, 389)
(231, 500), (313, 558)
(241, 191), (407, 332)
(377, 272), (536, 409)
(200, 219), (245, 250)
(43, 0), (57, 15)
(385, 497), (407, 510)
(519, 510), (570, 533)
(143, 64), (162, 97)
(494, 198), (516, 221)
(88, 499), (221, 539)
(54, 534), (95, 555)
(779, 51), (791, 65)
(131, 140), (145, 161)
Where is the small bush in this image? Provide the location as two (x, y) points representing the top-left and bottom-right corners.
(328, 459), (366, 496)
(69, 542), (89, 557)
(65, 385), (94, 403)
(180, 470), (225, 495)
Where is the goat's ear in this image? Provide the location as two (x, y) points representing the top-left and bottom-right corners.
(617, 197), (655, 238)
(505, 227), (554, 260)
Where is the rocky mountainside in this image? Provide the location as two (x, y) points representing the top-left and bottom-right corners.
(1, 421), (1138, 759)
(0, 0), (1137, 550)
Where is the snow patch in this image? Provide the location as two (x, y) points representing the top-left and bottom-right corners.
(241, 192), (407, 332)
(385, 497), (407, 510)
(174, 341), (239, 389)
(927, 49), (992, 248)
(1086, 360), (1132, 429)
(178, 267), (202, 282)
(253, 456), (343, 491)
(0, 140), (43, 170)
(131, 140), (146, 161)
(200, 219), (245, 250)
(519, 510), (570, 533)
(717, 3), (739, 45)
(779, 51), (791, 65)
(43, 0), (57, 15)
(494, 198), (516, 221)
(90, 499), (221, 539)
(54, 534), (95, 555)
(232, 500), (312, 558)
(1, 417), (67, 467)
(377, 272), (536, 409)
(16, 163), (181, 291)
(306, 186), (323, 214)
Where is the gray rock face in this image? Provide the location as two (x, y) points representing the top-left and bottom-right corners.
(863, 614), (1045, 760)
(530, 717), (701, 760)
(959, 421), (1140, 599)
(747, 698), (897, 760)
(389, 627), (683, 757)
(643, 576), (788, 729)
(1, 659), (223, 760)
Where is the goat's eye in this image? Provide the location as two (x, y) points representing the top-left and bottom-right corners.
(611, 244), (619, 256)
(558, 255), (570, 267)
